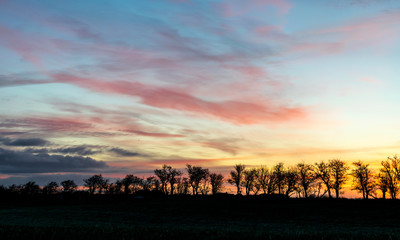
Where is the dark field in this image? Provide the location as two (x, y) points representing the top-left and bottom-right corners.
(1, 196), (400, 239)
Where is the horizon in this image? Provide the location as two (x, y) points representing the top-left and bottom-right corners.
(1, 0), (400, 198)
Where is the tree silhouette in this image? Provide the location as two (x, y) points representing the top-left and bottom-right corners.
(328, 159), (349, 198)
(61, 180), (78, 193)
(43, 181), (59, 195)
(314, 161), (333, 198)
(228, 164), (245, 195)
(84, 174), (107, 194)
(376, 173), (389, 199)
(210, 173), (224, 195)
(5, 158), (400, 199)
(8, 184), (23, 194)
(154, 165), (183, 195)
(99, 178), (110, 194)
(284, 167), (298, 197)
(186, 164), (209, 195)
(351, 161), (376, 199)
(243, 168), (257, 196)
(176, 177), (190, 195)
(121, 174), (141, 194)
(167, 166), (182, 195)
(254, 166), (271, 194)
(22, 181), (40, 195)
(141, 176), (157, 192)
(154, 165), (170, 194)
(380, 157), (399, 199)
(388, 155), (400, 179)
(273, 163), (285, 195)
(108, 180), (123, 194)
(297, 163), (315, 198)
(200, 173), (211, 195)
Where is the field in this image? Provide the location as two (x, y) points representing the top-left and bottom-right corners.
(1, 196), (400, 239)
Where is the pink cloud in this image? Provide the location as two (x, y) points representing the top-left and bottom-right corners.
(0, 24), (43, 66)
(199, 141), (238, 155)
(316, 11), (400, 44)
(121, 129), (185, 138)
(288, 10), (400, 58)
(254, 25), (283, 37)
(19, 117), (93, 132)
(359, 76), (382, 85)
(218, 0), (293, 17)
(5, 115), (185, 139)
(53, 73), (305, 125)
(285, 42), (345, 56)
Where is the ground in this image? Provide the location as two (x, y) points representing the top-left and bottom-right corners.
(1, 196), (400, 239)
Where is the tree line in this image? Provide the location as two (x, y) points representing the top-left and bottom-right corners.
(2, 156), (400, 199)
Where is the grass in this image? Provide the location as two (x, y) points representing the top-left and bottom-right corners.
(1, 197), (400, 239)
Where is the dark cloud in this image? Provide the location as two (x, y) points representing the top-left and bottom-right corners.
(0, 147), (108, 173)
(52, 146), (102, 155)
(0, 137), (49, 146)
(24, 146), (101, 156)
(24, 148), (50, 154)
(0, 131), (26, 136)
(109, 147), (141, 157)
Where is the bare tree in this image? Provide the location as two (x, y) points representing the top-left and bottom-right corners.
(297, 163), (315, 198)
(8, 184), (23, 193)
(22, 181), (40, 195)
(153, 179), (161, 192)
(176, 177), (190, 195)
(389, 155), (400, 179)
(228, 164), (245, 195)
(108, 180), (123, 194)
(141, 176), (157, 192)
(84, 174), (107, 194)
(243, 168), (257, 196)
(376, 173), (389, 199)
(186, 165), (209, 195)
(210, 173), (224, 195)
(154, 165), (169, 194)
(314, 161), (333, 198)
(284, 167), (298, 197)
(199, 174), (211, 195)
(61, 180), (77, 193)
(380, 158), (399, 199)
(99, 178), (109, 194)
(43, 181), (59, 195)
(121, 174), (142, 194)
(350, 161), (375, 199)
(255, 166), (272, 195)
(154, 165), (182, 195)
(328, 159), (349, 198)
(272, 163), (286, 195)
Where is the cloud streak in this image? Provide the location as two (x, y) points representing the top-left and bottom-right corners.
(0, 137), (49, 146)
(0, 148), (109, 173)
(54, 73), (305, 125)
(109, 147), (142, 157)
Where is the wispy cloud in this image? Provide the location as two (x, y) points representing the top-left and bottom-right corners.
(108, 147), (142, 157)
(54, 73), (305, 125)
(0, 137), (49, 146)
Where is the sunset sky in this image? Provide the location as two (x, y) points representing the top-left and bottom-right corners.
(1, 0), (400, 186)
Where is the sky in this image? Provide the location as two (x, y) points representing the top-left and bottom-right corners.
(1, 0), (400, 186)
